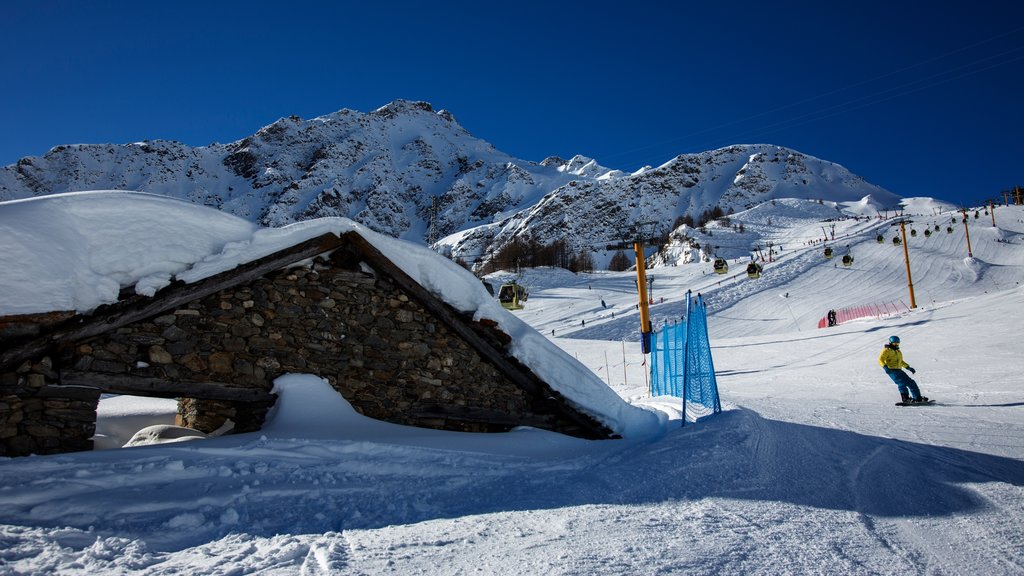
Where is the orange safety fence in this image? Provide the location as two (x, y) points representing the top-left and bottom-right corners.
(818, 301), (910, 328)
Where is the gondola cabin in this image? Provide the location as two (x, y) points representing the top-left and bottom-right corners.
(823, 247), (833, 259)
(746, 262), (762, 279)
(497, 282), (527, 310)
(841, 254), (854, 267)
(910, 229), (917, 237)
(924, 228), (932, 237)
(876, 235), (884, 244)
(713, 258), (729, 274)
(893, 236), (902, 246)
(946, 226), (953, 234)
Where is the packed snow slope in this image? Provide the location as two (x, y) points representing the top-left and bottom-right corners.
(511, 196), (1015, 341)
(0, 199), (1023, 575)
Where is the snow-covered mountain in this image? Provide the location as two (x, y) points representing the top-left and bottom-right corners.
(439, 145), (900, 268)
(0, 100), (900, 265)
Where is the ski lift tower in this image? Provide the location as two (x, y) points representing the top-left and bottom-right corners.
(608, 221), (660, 353)
(892, 219), (917, 309)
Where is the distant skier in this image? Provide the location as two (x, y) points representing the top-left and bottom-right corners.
(879, 336), (929, 404)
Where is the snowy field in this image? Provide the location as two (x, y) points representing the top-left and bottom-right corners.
(1, 195), (1023, 574)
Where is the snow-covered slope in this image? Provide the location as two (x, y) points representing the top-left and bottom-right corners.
(0, 199), (1022, 574)
(510, 198), (1020, 342)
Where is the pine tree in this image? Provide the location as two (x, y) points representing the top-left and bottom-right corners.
(608, 250), (631, 271)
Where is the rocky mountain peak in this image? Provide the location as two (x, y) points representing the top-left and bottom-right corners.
(0, 104), (899, 273)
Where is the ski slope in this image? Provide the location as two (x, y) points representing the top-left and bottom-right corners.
(0, 199), (1022, 574)
(512, 199), (1024, 341)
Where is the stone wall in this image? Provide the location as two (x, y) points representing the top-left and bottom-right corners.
(55, 252), (582, 439)
(0, 356), (100, 456)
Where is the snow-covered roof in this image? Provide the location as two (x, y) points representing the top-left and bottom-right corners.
(0, 190), (659, 437)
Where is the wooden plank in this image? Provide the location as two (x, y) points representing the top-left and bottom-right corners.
(61, 370), (276, 403)
(0, 233), (347, 371)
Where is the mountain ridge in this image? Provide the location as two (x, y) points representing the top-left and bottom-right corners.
(0, 99), (901, 267)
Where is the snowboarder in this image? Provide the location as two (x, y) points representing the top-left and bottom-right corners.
(879, 336), (929, 404)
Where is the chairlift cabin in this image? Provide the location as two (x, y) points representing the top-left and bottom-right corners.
(746, 262), (762, 279)
(497, 282), (527, 310)
(823, 246), (833, 259)
(713, 258), (729, 274)
(841, 254), (854, 267)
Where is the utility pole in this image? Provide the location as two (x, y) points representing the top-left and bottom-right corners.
(990, 200), (996, 227)
(633, 241), (653, 352)
(895, 220), (916, 309)
(961, 209), (973, 258)
(610, 221), (660, 354)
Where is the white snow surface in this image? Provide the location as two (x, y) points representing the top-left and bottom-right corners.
(1, 192), (1023, 574)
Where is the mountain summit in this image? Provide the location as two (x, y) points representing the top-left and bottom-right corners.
(0, 100), (900, 265)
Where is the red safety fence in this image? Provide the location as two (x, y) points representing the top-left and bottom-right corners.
(818, 301), (910, 328)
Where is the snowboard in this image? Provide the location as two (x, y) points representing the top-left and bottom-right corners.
(895, 399), (935, 406)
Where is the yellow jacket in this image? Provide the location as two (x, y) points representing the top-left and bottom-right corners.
(879, 345), (909, 370)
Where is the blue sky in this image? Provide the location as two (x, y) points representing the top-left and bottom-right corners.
(2, 1), (1022, 206)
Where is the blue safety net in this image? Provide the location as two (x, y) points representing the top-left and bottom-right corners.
(649, 291), (722, 424)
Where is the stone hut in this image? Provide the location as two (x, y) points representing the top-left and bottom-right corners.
(0, 230), (615, 457)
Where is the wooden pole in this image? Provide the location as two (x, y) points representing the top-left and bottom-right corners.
(961, 209), (973, 257)
(633, 242), (653, 353)
(899, 221), (917, 309)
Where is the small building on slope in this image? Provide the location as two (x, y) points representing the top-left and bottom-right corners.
(0, 192), (645, 457)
